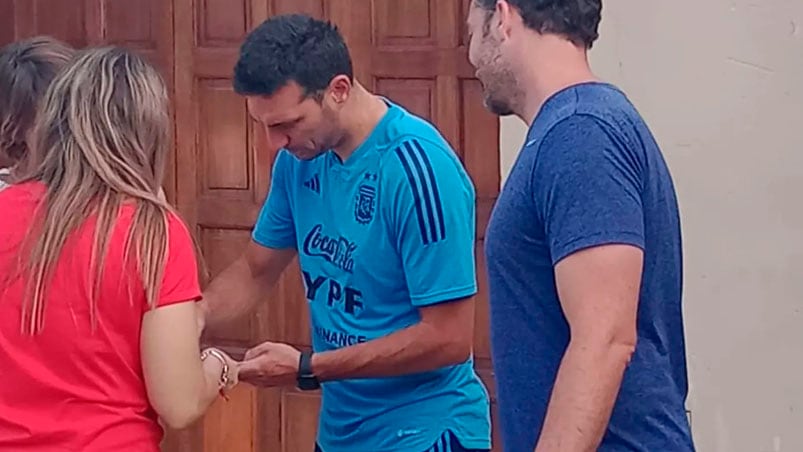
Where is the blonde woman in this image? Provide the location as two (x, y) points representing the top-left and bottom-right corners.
(0, 46), (239, 451)
(0, 36), (74, 191)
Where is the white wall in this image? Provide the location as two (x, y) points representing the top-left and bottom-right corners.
(498, 1), (803, 451)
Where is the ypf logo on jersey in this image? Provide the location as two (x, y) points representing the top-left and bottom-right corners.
(355, 172), (377, 225)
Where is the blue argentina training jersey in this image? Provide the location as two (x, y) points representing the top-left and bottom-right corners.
(252, 100), (491, 452)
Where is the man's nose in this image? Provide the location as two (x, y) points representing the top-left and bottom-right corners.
(263, 127), (290, 154)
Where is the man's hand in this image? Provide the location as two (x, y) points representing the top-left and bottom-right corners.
(237, 341), (301, 387)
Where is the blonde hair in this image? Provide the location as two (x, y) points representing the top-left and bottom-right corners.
(15, 46), (174, 334)
(0, 36), (74, 167)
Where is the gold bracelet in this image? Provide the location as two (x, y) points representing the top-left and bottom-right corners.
(201, 348), (231, 400)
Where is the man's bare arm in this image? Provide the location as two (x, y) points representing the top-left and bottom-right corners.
(534, 244), (642, 452)
(308, 296), (475, 381)
(238, 297), (476, 386)
(198, 240), (296, 333)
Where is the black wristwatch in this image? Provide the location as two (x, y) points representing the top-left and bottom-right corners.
(297, 349), (320, 391)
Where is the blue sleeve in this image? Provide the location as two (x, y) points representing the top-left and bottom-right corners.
(386, 138), (478, 307)
(533, 115), (645, 265)
(252, 150), (297, 249)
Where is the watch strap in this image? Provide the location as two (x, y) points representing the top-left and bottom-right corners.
(298, 349), (314, 376)
(297, 349), (320, 390)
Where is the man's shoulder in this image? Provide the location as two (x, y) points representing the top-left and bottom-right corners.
(527, 87), (649, 168)
(573, 84), (650, 136)
(378, 133), (473, 209)
(529, 82), (646, 144)
(380, 102), (460, 159)
(380, 135), (460, 172)
(382, 101), (443, 139)
(378, 109), (468, 186)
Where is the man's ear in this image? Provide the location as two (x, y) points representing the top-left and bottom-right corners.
(495, 0), (517, 40)
(327, 75), (352, 106)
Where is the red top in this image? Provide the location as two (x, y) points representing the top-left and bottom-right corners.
(0, 182), (202, 451)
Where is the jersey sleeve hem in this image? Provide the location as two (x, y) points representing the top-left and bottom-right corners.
(157, 290), (203, 309)
(251, 230), (297, 250)
(551, 231), (645, 266)
(410, 283), (478, 307)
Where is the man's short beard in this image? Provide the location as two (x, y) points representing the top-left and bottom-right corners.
(481, 66), (521, 117)
(484, 93), (515, 116)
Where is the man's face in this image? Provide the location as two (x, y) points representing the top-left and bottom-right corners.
(247, 81), (342, 160)
(467, 1), (519, 116)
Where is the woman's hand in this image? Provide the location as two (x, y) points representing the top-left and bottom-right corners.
(201, 347), (240, 397)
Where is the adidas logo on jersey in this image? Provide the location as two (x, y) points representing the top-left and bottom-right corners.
(304, 174), (320, 194)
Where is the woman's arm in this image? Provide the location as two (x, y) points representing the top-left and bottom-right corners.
(141, 300), (238, 429)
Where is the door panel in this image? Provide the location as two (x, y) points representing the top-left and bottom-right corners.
(272, 0), (325, 17)
(11, 0), (89, 48)
(0, 1), (15, 45)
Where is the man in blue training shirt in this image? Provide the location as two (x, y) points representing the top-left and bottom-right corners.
(198, 14), (491, 452)
(466, 1), (696, 451)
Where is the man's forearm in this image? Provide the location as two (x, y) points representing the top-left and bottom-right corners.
(534, 340), (635, 452)
(310, 321), (470, 382)
(199, 257), (276, 332)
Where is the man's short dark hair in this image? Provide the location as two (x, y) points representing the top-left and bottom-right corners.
(476, 0), (602, 49)
(233, 14), (353, 98)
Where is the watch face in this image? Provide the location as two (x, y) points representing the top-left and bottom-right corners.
(298, 377), (320, 391)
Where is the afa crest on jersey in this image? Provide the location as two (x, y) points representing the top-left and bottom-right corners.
(355, 174), (377, 225)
